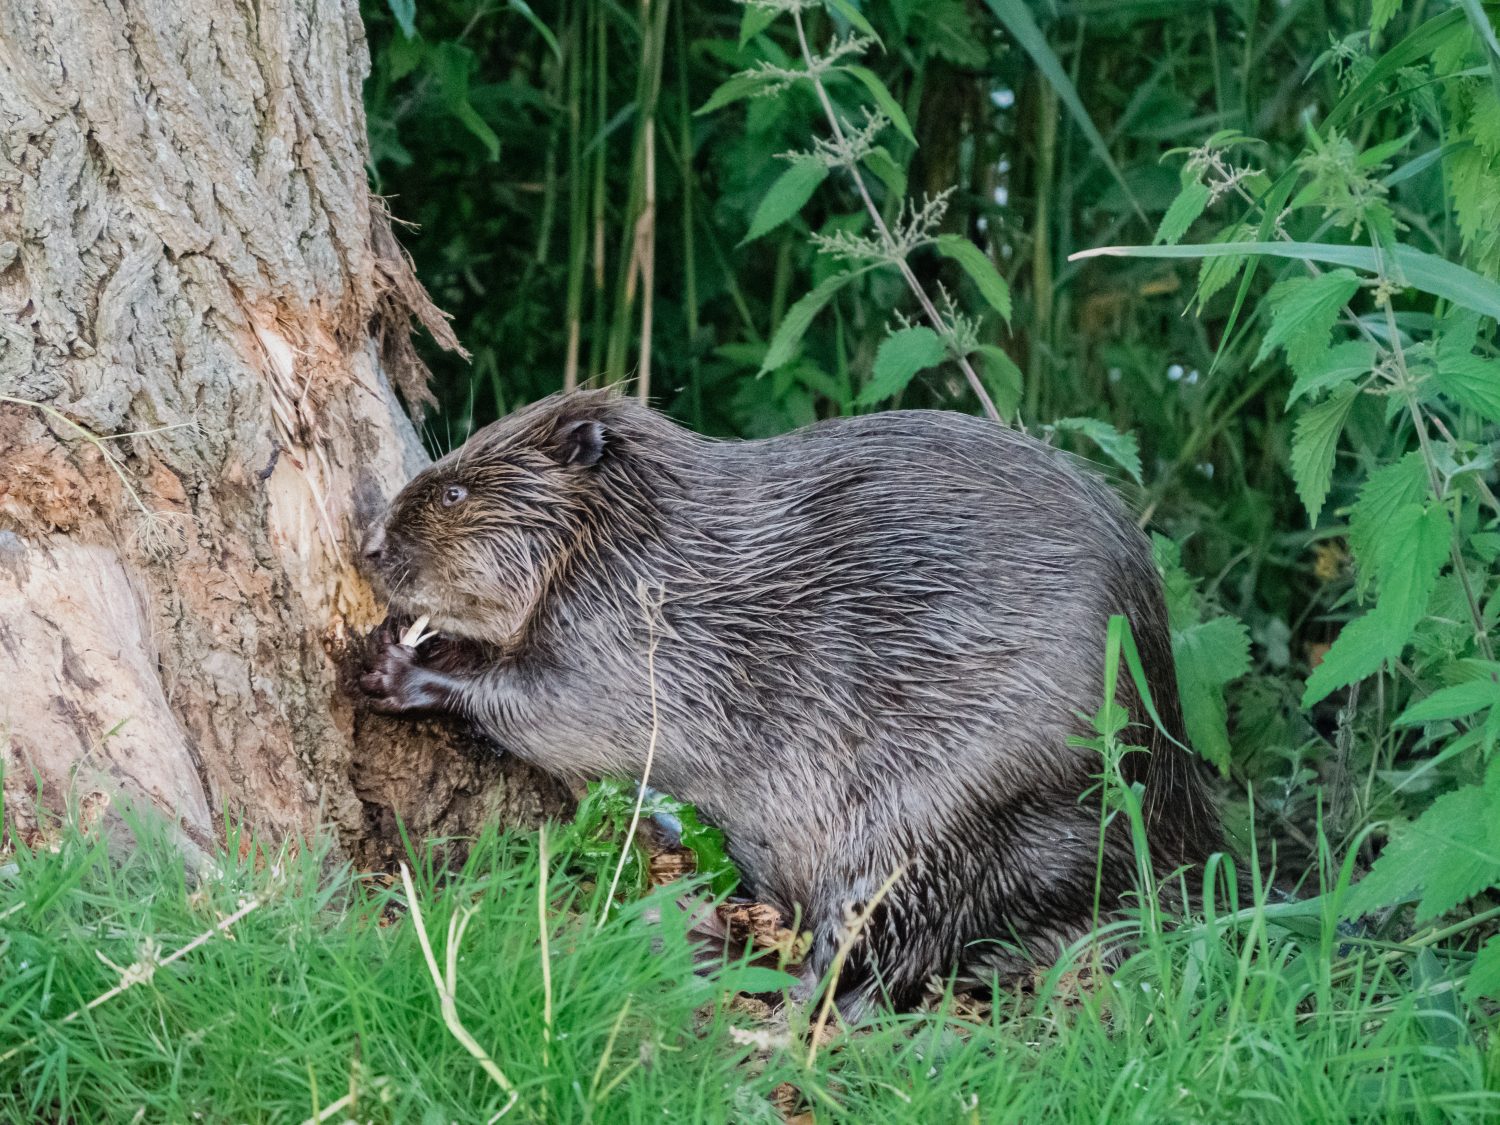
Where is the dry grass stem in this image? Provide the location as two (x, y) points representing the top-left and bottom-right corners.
(397, 863), (519, 1121)
(805, 865), (905, 1067)
(0, 896), (260, 1065)
(298, 1091), (354, 1125)
(599, 583), (666, 920)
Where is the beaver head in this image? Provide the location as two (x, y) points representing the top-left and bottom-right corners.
(361, 394), (615, 648)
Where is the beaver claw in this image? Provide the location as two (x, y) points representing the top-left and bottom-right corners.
(361, 632), (454, 715)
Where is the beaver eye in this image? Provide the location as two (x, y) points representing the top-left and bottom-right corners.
(441, 484), (468, 508)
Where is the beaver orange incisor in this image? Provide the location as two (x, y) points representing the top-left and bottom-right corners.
(360, 389), (1222, 1012)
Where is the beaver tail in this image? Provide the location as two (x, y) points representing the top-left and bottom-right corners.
(1109, 564), (1226, 877)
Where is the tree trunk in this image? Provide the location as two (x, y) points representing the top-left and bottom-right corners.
(0, 0), (570, 858)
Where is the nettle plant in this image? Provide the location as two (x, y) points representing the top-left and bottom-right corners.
(704, 0), (1146, 486)
(702, 0), (1017, 423)
(704, 0), (1141, 486)
(1083, 6), (1500, 991)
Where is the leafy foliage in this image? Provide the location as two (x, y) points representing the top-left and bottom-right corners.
(1154, 535), (1251, 773)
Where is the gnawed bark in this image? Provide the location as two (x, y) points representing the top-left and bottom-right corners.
(0, 0), (569, 853)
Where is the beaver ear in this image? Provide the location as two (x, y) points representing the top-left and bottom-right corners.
(550, 418), (607, 468)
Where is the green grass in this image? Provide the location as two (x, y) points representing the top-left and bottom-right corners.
(2, 807), (1497, 1124)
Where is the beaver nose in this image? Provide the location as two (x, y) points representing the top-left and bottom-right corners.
(362, 525), (387, 563)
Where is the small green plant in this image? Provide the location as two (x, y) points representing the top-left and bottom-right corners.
(567, 778), (740, 899)
(702, 0), (1019, 422)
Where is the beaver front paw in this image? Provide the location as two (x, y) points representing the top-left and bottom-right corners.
(361, 626), (456, 715)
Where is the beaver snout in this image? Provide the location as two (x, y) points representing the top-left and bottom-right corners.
(360, 523), (418, 593)
(361, 524), (387, 563)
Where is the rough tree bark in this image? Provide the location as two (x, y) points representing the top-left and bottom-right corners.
(0, 0), (569, 858)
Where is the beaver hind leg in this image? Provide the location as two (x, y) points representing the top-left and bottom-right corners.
(802, 803), (1138, 1015)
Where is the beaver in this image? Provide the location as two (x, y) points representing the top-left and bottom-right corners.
(360, 389), (1223, 1012)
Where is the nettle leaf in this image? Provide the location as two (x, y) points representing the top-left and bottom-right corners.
(742, 160), (828, 244)
(975, 345), (1023, 420)
(760, 268), (871, 375)
(1348, 452), (1427, 581)
(1150, 533), (1201, 632)
(1347, 758), (1500, 921)
(1289, 383), (1359, 525)
(844, 66), (917, 147)
(1287, 340), (1375, 406)
(858, 326), (947, 405)
(669, 799), (740, 896)
(431, 42), (501, 160)
(1371, 0), (1402, 34)
(1302, 611), (1401, 708)
(1173, 615), (1252, 773)
(1303, 502), (1449, 707)
(1254, 269), (1362, 375)
(825, 0), (881, 44)
(696, 73), (766, 116)
(1050, 417), (1143, 484)
(739, 3), (778, 44)
(1154, 173), (1211, 247)
(1396, 677), (1500, 726)
(863, 146), (907, 199)
(935, 234), (1011, 324)
(1465, 935), (1500, 1004)
(1196, 223), (1253, 310)
(1371, 503), (1450, 632)
(1434, 354), (1500, 424)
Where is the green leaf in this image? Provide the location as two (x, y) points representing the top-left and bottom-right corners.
(1465, 936), (1500, 1004)
(1371, 503), (1451, 633)
(1322, 9), (1467, 136)
(1173, 616), (1252, 772)
(1371, 0), (1402, 35)
(935, 234), (1012, 324)
(720, 965), (802, 995)
(1154, 177), (1211, 247)
(1346, 759), (1500, 920)
(1050, 417), (1143, 484)
(858, 326), (947, 405)
(1396, 679), (1500, 726)
(696, 73), (765, 116)
(386, 0), (416, 38)
(507, 0), (562, 63)
(1434, 355), (1500, 424)
(671, 799), (740, 896)
(760, 269), (871, 375)
(980, 0), (1146, 225)
(824, 0), (881, 44)
(1303, 503), (1449, 707)
(1289, 384), (1358, 525)
(1256, 270), (1362, 376)
(1151, 533), (1199, 632)
(862, 145), (907, 199)
(975, 345), (1023, 420)
(430, 43), (499, 161)
(739, 4), (778, 45)
(741, 161), (828, 244)
(1195, 223), (1253, 310)
(843, 66), (917, 146)
(1287, 341), (1375, 406)
(1070, 240), (1500, 323)
(1302, 610), (1404, 709)
(1348, 452), (1427, 580)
